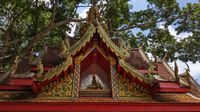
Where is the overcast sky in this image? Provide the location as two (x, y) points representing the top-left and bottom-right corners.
(76, 0), (200, 83)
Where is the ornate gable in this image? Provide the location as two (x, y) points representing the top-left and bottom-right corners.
(0, 4), (200, 107)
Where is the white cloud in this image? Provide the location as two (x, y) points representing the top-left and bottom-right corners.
(66, 22), (76, 37)
(169, 60), (200, 83)
(66, 7), (89, 37)
(78, 7), (90, 18)
(166, 25), (200, 83)
(168, 25), (192, 40)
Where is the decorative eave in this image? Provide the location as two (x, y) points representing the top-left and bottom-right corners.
(162, 61), (189, 86)
(39, 21), (129, 82)
(138, 48), (150, 64)
(66, 23), (96, 57)
(40, 57), (72, 81)
(96, 22), (130, 59)
(65, 22), (129, 59)
(157, 81), (189, 93)
(119, 59), (154, 84)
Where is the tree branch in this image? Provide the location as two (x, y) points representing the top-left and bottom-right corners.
(0, 28), (5, 33)
(113, 12), (188, 32)
(77, 5), (92, 7)
(50, 0), (58, 24)
(5, 39), (23, 46)
(2, 18), (86, 82)
(23, 18), (86, 57)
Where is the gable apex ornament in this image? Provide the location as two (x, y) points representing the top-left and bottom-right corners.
(87, 4), (101, 26)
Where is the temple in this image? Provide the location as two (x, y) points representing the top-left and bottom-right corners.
(0, 5), (200, 112)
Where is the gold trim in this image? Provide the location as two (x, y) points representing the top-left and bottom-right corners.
(41, 57), (73, 81)
(119, 59), (154, 84)
(96, 21), (129, 59)
(67, 21), (129, 59)
(67, 24), (96, 57)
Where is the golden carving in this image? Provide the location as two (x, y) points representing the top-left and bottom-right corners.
(87, 5), (101, 25)
(61, 39), (70, 58)
(80, 5), (100, 37)
(118, 74), (150, 97)
(119, 59), (154, 83)
(36, 60), (44, 79)
(38, 75), (73, 98)
(41, 57), (72, 81)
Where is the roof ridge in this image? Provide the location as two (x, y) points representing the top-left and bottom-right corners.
(40, 57), (72, 81)
(119, 59), (154, 84)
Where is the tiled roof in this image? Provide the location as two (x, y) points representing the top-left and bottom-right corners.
(42, 46), (62, 66)
(125, 49), (149, 69)
(15, 58), (30, 74)
(156, 62), (175, 81)
(180, 74), (200, 97)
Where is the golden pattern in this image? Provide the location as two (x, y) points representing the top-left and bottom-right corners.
(36, 60), (44, 79)
(38, 75), (73, 98)
(119, 59), (154, 83)
(118, 74), (150, 98)
(41, 57), (72, 81)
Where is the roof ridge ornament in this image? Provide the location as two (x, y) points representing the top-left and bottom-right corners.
(174, 61), (180, 83)
(80, 3), (103, 37)
(87, 4), (101, 26)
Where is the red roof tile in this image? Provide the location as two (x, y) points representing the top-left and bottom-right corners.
(126, 49), (149, 69)
(15, 58), (30, 74)
(180, 74), (200, 97)
(156, 62), (175, 81)
(42, 46), (62, 66)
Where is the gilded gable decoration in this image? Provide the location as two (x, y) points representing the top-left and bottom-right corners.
(118, 74), (150, 98)
(38, 75), (73, 98)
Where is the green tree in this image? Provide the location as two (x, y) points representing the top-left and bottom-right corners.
(0, 0), (85, 81)
(0, 0), (200, 81)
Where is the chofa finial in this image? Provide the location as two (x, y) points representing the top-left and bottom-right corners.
(174, 61), (179, 83)
(87, 4), (101, 26)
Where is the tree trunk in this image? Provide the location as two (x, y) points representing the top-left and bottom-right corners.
(0, 18), (84, 82)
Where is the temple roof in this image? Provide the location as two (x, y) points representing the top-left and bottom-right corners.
(0, 4), (200, 105)
(41, 46), (63, 66)
(180, 73), (200, 97)
(125, 48), (149, 69)
(156, 62), (176, 81)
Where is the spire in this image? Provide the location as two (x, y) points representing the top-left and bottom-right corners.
(87, 4), (101, 26)
(79, 2), (102, 37)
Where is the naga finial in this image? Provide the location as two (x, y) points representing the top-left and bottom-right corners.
(36, 60), (44, 79)
(184, 62), (191, 87)
(174, 61), (179, 83)
(61, 38), (70, 58)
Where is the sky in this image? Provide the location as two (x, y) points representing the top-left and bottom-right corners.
(74, 0), (200, 83)
(129, 0), (200, 83)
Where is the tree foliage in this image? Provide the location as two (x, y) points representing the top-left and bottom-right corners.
(0, 0), (200, 75)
